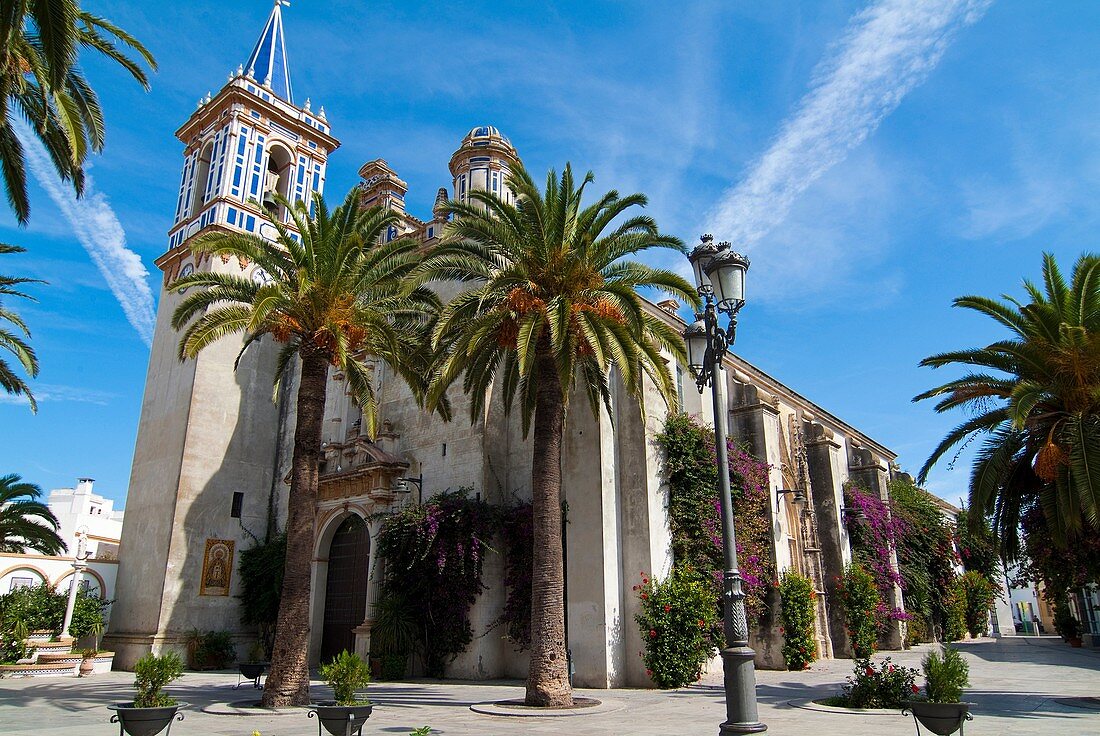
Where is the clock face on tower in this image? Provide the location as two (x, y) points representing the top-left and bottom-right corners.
(252, 267), (272, 286)
(178, 263), (194, 293)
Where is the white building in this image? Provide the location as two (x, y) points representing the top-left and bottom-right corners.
(0, 478), (122, 605)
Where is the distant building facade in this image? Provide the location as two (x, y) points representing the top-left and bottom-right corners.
(106, 4), (908, 685)
(0, 478), (121, 614)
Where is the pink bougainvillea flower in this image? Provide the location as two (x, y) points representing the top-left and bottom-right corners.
(649, 630), (657, 639)
(663, 604), (672, 613)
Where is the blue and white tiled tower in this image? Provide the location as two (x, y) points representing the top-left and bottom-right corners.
(107, 1), (339, 668)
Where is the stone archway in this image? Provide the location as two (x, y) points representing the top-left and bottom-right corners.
(319, 515), (371, 663)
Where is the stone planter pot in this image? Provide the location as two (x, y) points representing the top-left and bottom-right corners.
(236, 661), (269, 689)
(107, 702), (187, 736)
(903, 701), (972, 736)
(1069, 636), (1084, 648)
(306, 703), (373, 736)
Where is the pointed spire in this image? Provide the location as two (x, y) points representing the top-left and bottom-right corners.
(244, 0), (293, 103)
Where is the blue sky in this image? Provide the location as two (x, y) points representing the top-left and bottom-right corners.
(1, 0), (1097, 507)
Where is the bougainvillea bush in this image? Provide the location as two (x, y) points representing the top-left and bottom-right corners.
(495, 502), (533, 650)
(840, 657), (919, 709)
(655, 413), (776, 636)
(634, 565), (719, 688)
(836, 563), (881, 658)
(778, 570), (817, 671)
(890, 478), (958, 642)
(843, 482), (911, 631)
(376, 490), (496, 677)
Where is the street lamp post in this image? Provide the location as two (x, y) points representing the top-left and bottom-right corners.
(684, 234), (766, 735)
(61, 527), (91, 640)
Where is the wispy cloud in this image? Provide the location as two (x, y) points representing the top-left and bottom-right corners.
(18, 121), (156, 346)
(0, 383), (115, 406)
(706, 0), (993, 255)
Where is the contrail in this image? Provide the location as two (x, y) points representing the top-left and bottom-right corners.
(19, 122), (156, 346)
(708, 0), (993, 249)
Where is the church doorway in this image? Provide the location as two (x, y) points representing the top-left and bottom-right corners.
(320, 515), (371, 663)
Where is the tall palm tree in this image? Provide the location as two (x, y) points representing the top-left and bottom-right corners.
(417, 164), (697, 706)
(0, 473), (64, 554)
(170, 190), (441, 708)
(0, 1), (156, 222)
(0, 243), (40, 411)
(915, 252), (1100, 558)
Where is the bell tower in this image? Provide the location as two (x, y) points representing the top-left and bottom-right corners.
(106, 1), (340, 668)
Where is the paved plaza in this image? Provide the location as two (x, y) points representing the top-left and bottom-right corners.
(1, 637), (1098, 736)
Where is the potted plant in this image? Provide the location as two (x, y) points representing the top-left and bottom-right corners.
(307, 650), (373, 736)
(237, 641), (269, 689)
(904, 645), (973, 736)
(107, 651), (186, 736)
(184, 629), (237, 670)
(79, 647), (97, 677)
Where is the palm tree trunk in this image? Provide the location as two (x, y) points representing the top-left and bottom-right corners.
(261, 350), (328, 708)
(525, 346), (572, 707)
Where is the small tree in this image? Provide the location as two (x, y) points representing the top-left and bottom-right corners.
(634, 566), (718, 688)
(837, 563), (881, 658)
(778, 570), (818, 671)
(958, 571), (994, 638)
(319, 650), (371, 706)
(133, 652), (183, 708)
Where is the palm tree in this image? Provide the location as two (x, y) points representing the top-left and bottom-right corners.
(0, 243), (40, 411)
(418, 164), (697, 706)
(915, 252), (1100, 558)
(0, 473), (64, 555)
(0, 2), (156, 222)
(170, 190), (441, 708)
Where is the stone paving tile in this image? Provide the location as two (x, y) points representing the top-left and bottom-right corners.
(1, 637), (1098, 735)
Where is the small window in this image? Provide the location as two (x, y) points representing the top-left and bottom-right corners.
(442, 443), (447, 457)
(9, 577), (34, 591)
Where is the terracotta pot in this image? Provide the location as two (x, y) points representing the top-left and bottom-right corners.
(1069, 637), (1084, 648)
(79, 657), (95, 677)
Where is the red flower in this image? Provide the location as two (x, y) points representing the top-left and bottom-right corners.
(663, 604), (672, 613)
(641, 593), (648, 600)
(646, 668), (653, 677)
(911, 685), (920, 694)
(698, 619), (706, 627)
(865, 667), (874, 677)
(649, 629), (657, 639)
(888, 665), (895, 673)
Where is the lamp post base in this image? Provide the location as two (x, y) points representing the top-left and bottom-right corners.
(718, 645), (767, 734)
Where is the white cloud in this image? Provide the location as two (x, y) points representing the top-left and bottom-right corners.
(0, 383), (115, 406)
(18, 121), (156, 346)
(705, 0), (993, 270)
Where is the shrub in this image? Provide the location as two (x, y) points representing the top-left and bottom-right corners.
(837, 563), (881, 658)
(495, 502), (533, 650)
(634, 566), (718, 688)
(237, 533), (285, 659)
(1053, 597), (1083, 640)
(902, 611), (928, 646)
(958, 571), (995, 638)
(133, 651), (183, 708)
(0, 583), (108, 639)
(778, 570), (817, 671)
(319, 650), (371, 706)
(921, 646), (969, 703)
(840, 657), (919, 709)
(185, 629), (236, 669)
(0, 618), (28, 664)
(944, 581), (967, 642)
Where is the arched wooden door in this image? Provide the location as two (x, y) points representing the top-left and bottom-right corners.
(320, 515), (371, 663)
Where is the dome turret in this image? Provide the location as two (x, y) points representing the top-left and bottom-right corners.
(449, 124), (520, 207)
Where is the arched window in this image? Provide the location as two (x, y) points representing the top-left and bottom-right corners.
(263, 144), (294, 222)
(190, 142), (215, 218)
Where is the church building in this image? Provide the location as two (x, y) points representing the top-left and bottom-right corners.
(104, 3), (905, 687)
